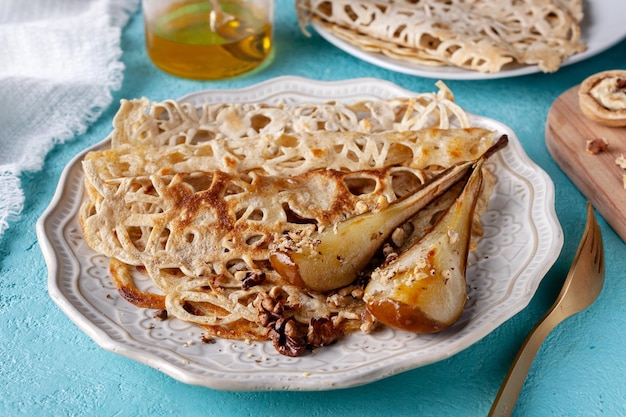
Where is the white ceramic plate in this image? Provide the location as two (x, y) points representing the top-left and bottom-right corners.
(37, 76), (563, 391)
(311, 1), (626, 80)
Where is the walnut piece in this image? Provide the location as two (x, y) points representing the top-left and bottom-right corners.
(268, 318), (307, 357)
(307, 317), (340, 348)
(255, 293), (307, 357)
(241, 271), (266, 289)
(586, 138), (608, 155)
(152, 309), (168, 321)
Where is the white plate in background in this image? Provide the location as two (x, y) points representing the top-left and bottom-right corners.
(311, 2), (626, 80)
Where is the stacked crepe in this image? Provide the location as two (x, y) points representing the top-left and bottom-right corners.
(79, 83), (498, 356)
(297, 0), (585, 73)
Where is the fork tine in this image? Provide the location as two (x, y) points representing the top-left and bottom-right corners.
(594, 214), (605, 274)
(586, 203), (605, 282)
(571, 202), (595, 266)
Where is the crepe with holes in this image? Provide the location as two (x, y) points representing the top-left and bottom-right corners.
(297, 0), (585, 73)
(78, 82), (498, 355)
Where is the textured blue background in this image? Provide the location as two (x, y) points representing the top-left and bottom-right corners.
(2, 2), (626, 416)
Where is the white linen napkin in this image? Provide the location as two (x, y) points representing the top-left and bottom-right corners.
(0, 0), (139, 238)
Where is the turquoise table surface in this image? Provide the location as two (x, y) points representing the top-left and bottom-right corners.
(2, 2), (626, 416)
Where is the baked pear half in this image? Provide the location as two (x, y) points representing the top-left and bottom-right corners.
(269, 159), (476, 292)
(363, 146), (493, 333)
(270, 136), (507, 294)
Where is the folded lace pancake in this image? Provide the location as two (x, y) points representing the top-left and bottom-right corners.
(83, 161), (495, 350)
(109, 81), (470, 148)
(84, 128), (494, 181)
(297, 0), (585, 73)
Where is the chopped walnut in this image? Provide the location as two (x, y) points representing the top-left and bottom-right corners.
(267, 317), (307, 357)
(375, 195), (389, 210)
(383, 251), (398, 265)
(381, 242), (395, 258)
(255, 292), (307, 357)
(390, 222), (414, 248)
(271, 228), (318, 253)
(354, 200), (368, 214)
(152, 309), (168, 321)
(391, 227), (405, 247)
(268, 285), (289, 303)
(350, 287), (364, 299)
(336, 285), (355, 298)
(241, 271), (266, 289)
(255, 293), (284, 327)
(307, 317), (340, 348)
(360, 309), (377, 333)
(586, 137), (608, 154)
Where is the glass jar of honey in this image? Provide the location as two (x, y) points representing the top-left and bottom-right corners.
(142, 0), (273, 80)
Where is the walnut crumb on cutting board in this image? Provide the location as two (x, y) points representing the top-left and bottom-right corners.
(586, 137), (608, 154)
(584, 138), (626, 190)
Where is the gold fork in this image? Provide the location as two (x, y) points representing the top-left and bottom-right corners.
(488, 202), (605, 417)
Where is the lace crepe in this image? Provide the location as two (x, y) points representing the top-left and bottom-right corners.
(297, 0), (585, 73)
(79, 84), (498, 354)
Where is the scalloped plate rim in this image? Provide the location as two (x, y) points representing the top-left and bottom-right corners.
(37, 76), (563, 391)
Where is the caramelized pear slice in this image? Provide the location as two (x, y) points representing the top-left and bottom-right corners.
(363, 155), (488, 333)
(270, 135), (508, 292)
(269, 163), (471, 292)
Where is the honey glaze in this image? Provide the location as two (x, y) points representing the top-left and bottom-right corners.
(145, 2), (273, 80)
(366, 298), (445, 334)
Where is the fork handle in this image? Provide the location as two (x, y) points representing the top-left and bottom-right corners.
(488, 313), (558, 417)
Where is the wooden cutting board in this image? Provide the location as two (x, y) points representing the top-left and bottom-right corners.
(545, 85), (626, 243)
